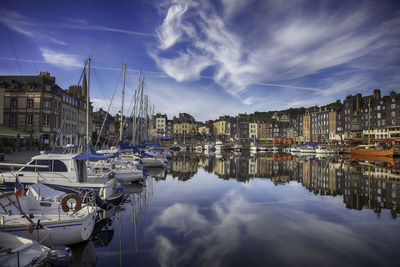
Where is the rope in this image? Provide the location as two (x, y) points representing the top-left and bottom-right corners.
(94, 67), (123, 149)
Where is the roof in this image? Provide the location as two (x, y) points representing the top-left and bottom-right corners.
(0, 125), (30, 138)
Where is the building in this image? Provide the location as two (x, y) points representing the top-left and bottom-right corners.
(172, 113), (198, 137)
(0, 72), (93, 148)
(155, 113), (167, 137)
(303, 114), (311, 142)
(92, 108), (116, 147)
(0, 72), (63, 148)
(249, 122), (257, 140)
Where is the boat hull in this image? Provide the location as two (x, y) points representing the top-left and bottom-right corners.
(2, 208), (96, 247)
(350, 147), (394, 157)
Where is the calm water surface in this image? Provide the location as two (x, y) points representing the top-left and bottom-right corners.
(76, 152), (400, 267)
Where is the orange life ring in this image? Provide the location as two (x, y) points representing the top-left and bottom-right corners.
(61, 193), (82, 212)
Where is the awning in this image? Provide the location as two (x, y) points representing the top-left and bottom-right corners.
(0, 125), (30, 138)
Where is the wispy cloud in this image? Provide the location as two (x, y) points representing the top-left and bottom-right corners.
(40, 47), (83, 68)
(59, 18), (157, 37)
(152, 0), (400, 99)
(0, 9), (67, 45)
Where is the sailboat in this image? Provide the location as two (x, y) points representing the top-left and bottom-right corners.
(351, 98), (394, 157)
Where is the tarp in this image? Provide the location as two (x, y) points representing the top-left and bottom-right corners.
(73, 154), (114, 161)
(0, 126), (30, 138)
(140, 141), (160, 147)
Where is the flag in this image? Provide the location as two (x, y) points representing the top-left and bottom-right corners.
(14, 176), (25, 200)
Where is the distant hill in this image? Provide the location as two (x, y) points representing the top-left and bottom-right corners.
(250, 100), (342, 120)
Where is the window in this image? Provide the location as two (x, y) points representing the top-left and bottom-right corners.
(391, 104), (396, 109)
(45, 85), (51, 91)
(36, 160), (50, 172)
(391, 111), (396, 118)
(11, 99), (17, 108)
(10, 114), (16, 126)
(44, 100), (51, 109)
(52, 160), (67, 172)
(377, 106), (381, 110)
(44, 115), (50, 126)
(377, 113), (381, 119)
(27, 114), (32, 126)
(27, 99), (33, 108)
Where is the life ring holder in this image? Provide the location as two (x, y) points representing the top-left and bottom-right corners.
(61, 193), (82, 212)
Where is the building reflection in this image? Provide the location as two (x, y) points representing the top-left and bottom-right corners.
(169, 152), (400, 217)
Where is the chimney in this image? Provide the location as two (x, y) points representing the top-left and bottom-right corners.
(373, 89), (381, 99)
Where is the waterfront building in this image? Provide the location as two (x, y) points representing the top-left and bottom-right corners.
(155, 113), (167, 137)
(92, 108), (116, 147)
(0, 72), (94, 148)
(0, 72), (63, 148)
(60, 83), (90, 147)
(303, 114), (311, 142)
(172, 113), (198, 138)
(166, 119), (173, 137)
(328, 111), (337, 141)
(256, 121), (268, 141)
(249, 122), (257, 139)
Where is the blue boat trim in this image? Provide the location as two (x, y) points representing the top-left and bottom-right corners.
(4, 223), (83, 232)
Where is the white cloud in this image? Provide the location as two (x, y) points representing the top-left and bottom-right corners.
(40, 48), (83, 68)
(148, 190), (382, 266)
(152, 0), (400, 100)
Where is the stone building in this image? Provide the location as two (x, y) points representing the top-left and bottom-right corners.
(0, 72), (63, 148)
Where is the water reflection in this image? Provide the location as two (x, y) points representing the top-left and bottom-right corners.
(93, 152), (400, 266)
(164, 152), (400, 216)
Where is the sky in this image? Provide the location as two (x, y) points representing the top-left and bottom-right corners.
(0, 0), (399, 121)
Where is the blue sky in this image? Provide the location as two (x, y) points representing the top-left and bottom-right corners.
(1, 0), (399, 121)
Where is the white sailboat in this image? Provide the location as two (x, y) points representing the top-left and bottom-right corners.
(0, 183), (96, 247)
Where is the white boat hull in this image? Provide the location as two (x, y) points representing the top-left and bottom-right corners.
(2, 208), (96, 247)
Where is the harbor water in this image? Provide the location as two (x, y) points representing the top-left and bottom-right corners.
(75, 152), (400, 266)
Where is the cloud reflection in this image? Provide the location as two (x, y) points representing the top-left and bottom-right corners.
(149, 190), (382, 266)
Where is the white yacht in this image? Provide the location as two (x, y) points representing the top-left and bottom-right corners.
(315, 146), (339, 154)
(299, 146), (316, 154)
(119, 153), (167, 167)
(0, 153), (123, 202)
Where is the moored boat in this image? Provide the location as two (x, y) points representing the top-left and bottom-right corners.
(350, 145), (394, 157)
(0, 232), (50, 267)
(0, 183), (97, 247)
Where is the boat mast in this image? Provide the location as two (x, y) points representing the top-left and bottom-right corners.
(86, 58), (91, 148)
(368, 97), (371, 145)
(120, 64), (126, 142)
